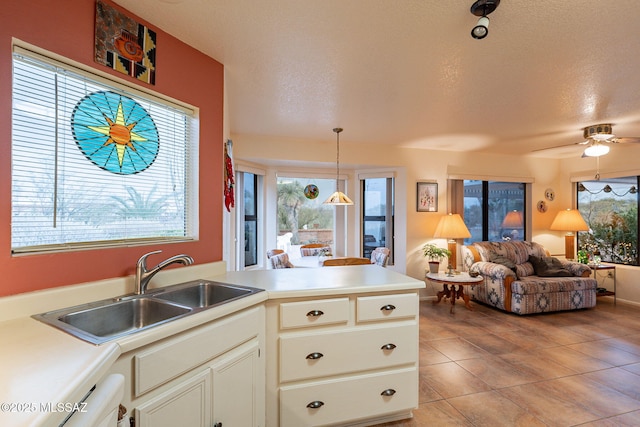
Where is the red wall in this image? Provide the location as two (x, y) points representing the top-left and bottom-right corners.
(0, 0), (224, 296)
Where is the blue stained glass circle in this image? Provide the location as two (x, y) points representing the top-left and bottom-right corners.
(71, 91), (159, 175)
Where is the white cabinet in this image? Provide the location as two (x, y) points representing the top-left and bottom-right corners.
(266, 291), (420, 427)
(111, 305), (265, 427)
(211, 339), (263, 427)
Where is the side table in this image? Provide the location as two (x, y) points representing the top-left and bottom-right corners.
(590, 264), (616, 305)
(426, 272), (483, 314)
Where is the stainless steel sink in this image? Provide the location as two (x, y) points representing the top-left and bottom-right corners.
(59, 298), (191, 339)
(155, 281), (258, 308)
(33, 279), (263, 345)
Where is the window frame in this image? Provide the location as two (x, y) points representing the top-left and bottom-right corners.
(361, 176), (394, 265)
(576, 176), (639, 266)
(11, 44), (198, 254)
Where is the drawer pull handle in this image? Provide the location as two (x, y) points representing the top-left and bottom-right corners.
(381, 389), (396, 396)
(307, 401), (324, 409)
(381, 343), (397, 351)
(380, 304), (396, 311)
(306, 310), (324, 317)
(306, 352), (324, 360)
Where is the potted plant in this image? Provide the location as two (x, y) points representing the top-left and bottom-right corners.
(422, 243), (451, 274)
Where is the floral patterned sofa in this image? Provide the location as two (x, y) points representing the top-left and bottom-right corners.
(460, 241), (597, 315)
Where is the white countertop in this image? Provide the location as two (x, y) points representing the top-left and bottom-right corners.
(211, 265), (424, 298)
(0, 263), (424, 426)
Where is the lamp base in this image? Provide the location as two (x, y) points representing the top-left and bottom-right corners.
(447, 241), (457, 270)
(564, 234), (575, 260)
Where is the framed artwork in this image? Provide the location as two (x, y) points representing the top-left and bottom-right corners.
(417, 182), (438, 212)
(95, 0), (157, 85)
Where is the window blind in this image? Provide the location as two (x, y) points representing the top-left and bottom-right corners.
(11, 49), (197, 253)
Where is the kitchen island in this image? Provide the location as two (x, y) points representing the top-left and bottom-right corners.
(0, 263), (424, 426)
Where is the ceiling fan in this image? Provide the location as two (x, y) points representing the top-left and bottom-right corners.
(579, 123), (640, 157)
(533, 123), (640, 157)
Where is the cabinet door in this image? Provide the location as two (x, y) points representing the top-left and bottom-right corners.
(135, 370), (211, 427)
(211, 339), (264, 427)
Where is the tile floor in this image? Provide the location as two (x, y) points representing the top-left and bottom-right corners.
(374, 297), (640, 427)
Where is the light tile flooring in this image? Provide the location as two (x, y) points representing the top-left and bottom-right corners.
(374, 297), (640, 427)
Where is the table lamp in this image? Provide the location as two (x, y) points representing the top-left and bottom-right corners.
(550, 209), (589, 259)
(502, 210), (523, 240)
(433, 213), (471, 270)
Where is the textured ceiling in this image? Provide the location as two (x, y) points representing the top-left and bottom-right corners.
(114, 0), (640, 158)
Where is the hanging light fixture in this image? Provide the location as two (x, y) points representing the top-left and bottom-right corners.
(583, 139), (610, 157)
(323, 128), (354, 205)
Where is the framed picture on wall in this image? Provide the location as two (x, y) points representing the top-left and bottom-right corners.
(417, 182), (438, 212)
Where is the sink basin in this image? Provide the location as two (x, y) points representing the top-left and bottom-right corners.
(59, 298), (191, 338)
(33, 279), (263, 345)
(155, 281), (260, 308)
(35, 298), (191, 344)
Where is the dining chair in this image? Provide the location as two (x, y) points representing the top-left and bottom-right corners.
(300, 243), (330, 257)
(370, 247), (390, 267)
(269, 253), (294, 269)
(266, 249), (284, 259)
(322, 257), (373, 266)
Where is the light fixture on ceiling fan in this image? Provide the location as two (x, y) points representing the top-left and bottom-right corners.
(470, 0), (500, 40)
(580, 123), (640, 157)
(323, 127), (354, 206)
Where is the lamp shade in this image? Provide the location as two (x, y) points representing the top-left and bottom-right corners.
(323, 191), (354, 205)
(502, 210), (523, 229)
(434, 213), (471, 239)
(550, 209), (589, 232)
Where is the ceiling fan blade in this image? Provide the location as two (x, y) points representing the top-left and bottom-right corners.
(531, 140), (588, 152)
(611, 137), (640, 144)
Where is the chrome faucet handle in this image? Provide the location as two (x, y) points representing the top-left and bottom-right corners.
(138, 250), (162, 271)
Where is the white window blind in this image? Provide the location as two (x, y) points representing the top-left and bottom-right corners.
(11, 48), (197, 253)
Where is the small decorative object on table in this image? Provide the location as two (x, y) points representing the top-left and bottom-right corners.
(577, 250), (589, 264)
(422, 243), (451, 274)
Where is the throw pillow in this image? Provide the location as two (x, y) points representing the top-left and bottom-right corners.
(529, 255), (573, 277)
(515, 262), (535, 278)
(488, 252), (517, 271)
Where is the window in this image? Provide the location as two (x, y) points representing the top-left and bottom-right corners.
(241, 172), (259, 267)
(276, 177), (336, 248)
(577, 177), (638, 265)
(463, 180), (526, 243)
(11, 47), (196, 253)
(361, 177), (394, 264)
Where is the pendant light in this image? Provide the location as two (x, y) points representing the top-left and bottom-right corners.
(323, 127), (354, 205)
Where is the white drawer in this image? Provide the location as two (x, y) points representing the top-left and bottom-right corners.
(134, 306), (262, 396)
(280, 367), (418, 427)
(280, 297), (349, 330)
(357, 293), (418, 322)
(280, 323), (417, 382)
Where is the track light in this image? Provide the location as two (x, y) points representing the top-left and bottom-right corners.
(470, 0), (500, 40)
(471, 16), (490, 39)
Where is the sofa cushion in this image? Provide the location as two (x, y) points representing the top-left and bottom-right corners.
(529, 255), (573, 277)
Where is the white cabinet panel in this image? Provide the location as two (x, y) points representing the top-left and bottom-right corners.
(135, 370), (211, 427)
(211, 340), (263, 427)
(356, 293), (418, 322)
(280, 367), (418, 427)
(280, 323), (417, 382)
(280, 297), (349, 329)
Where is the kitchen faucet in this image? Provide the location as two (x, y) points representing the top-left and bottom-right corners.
(134, 250), (194, 295)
